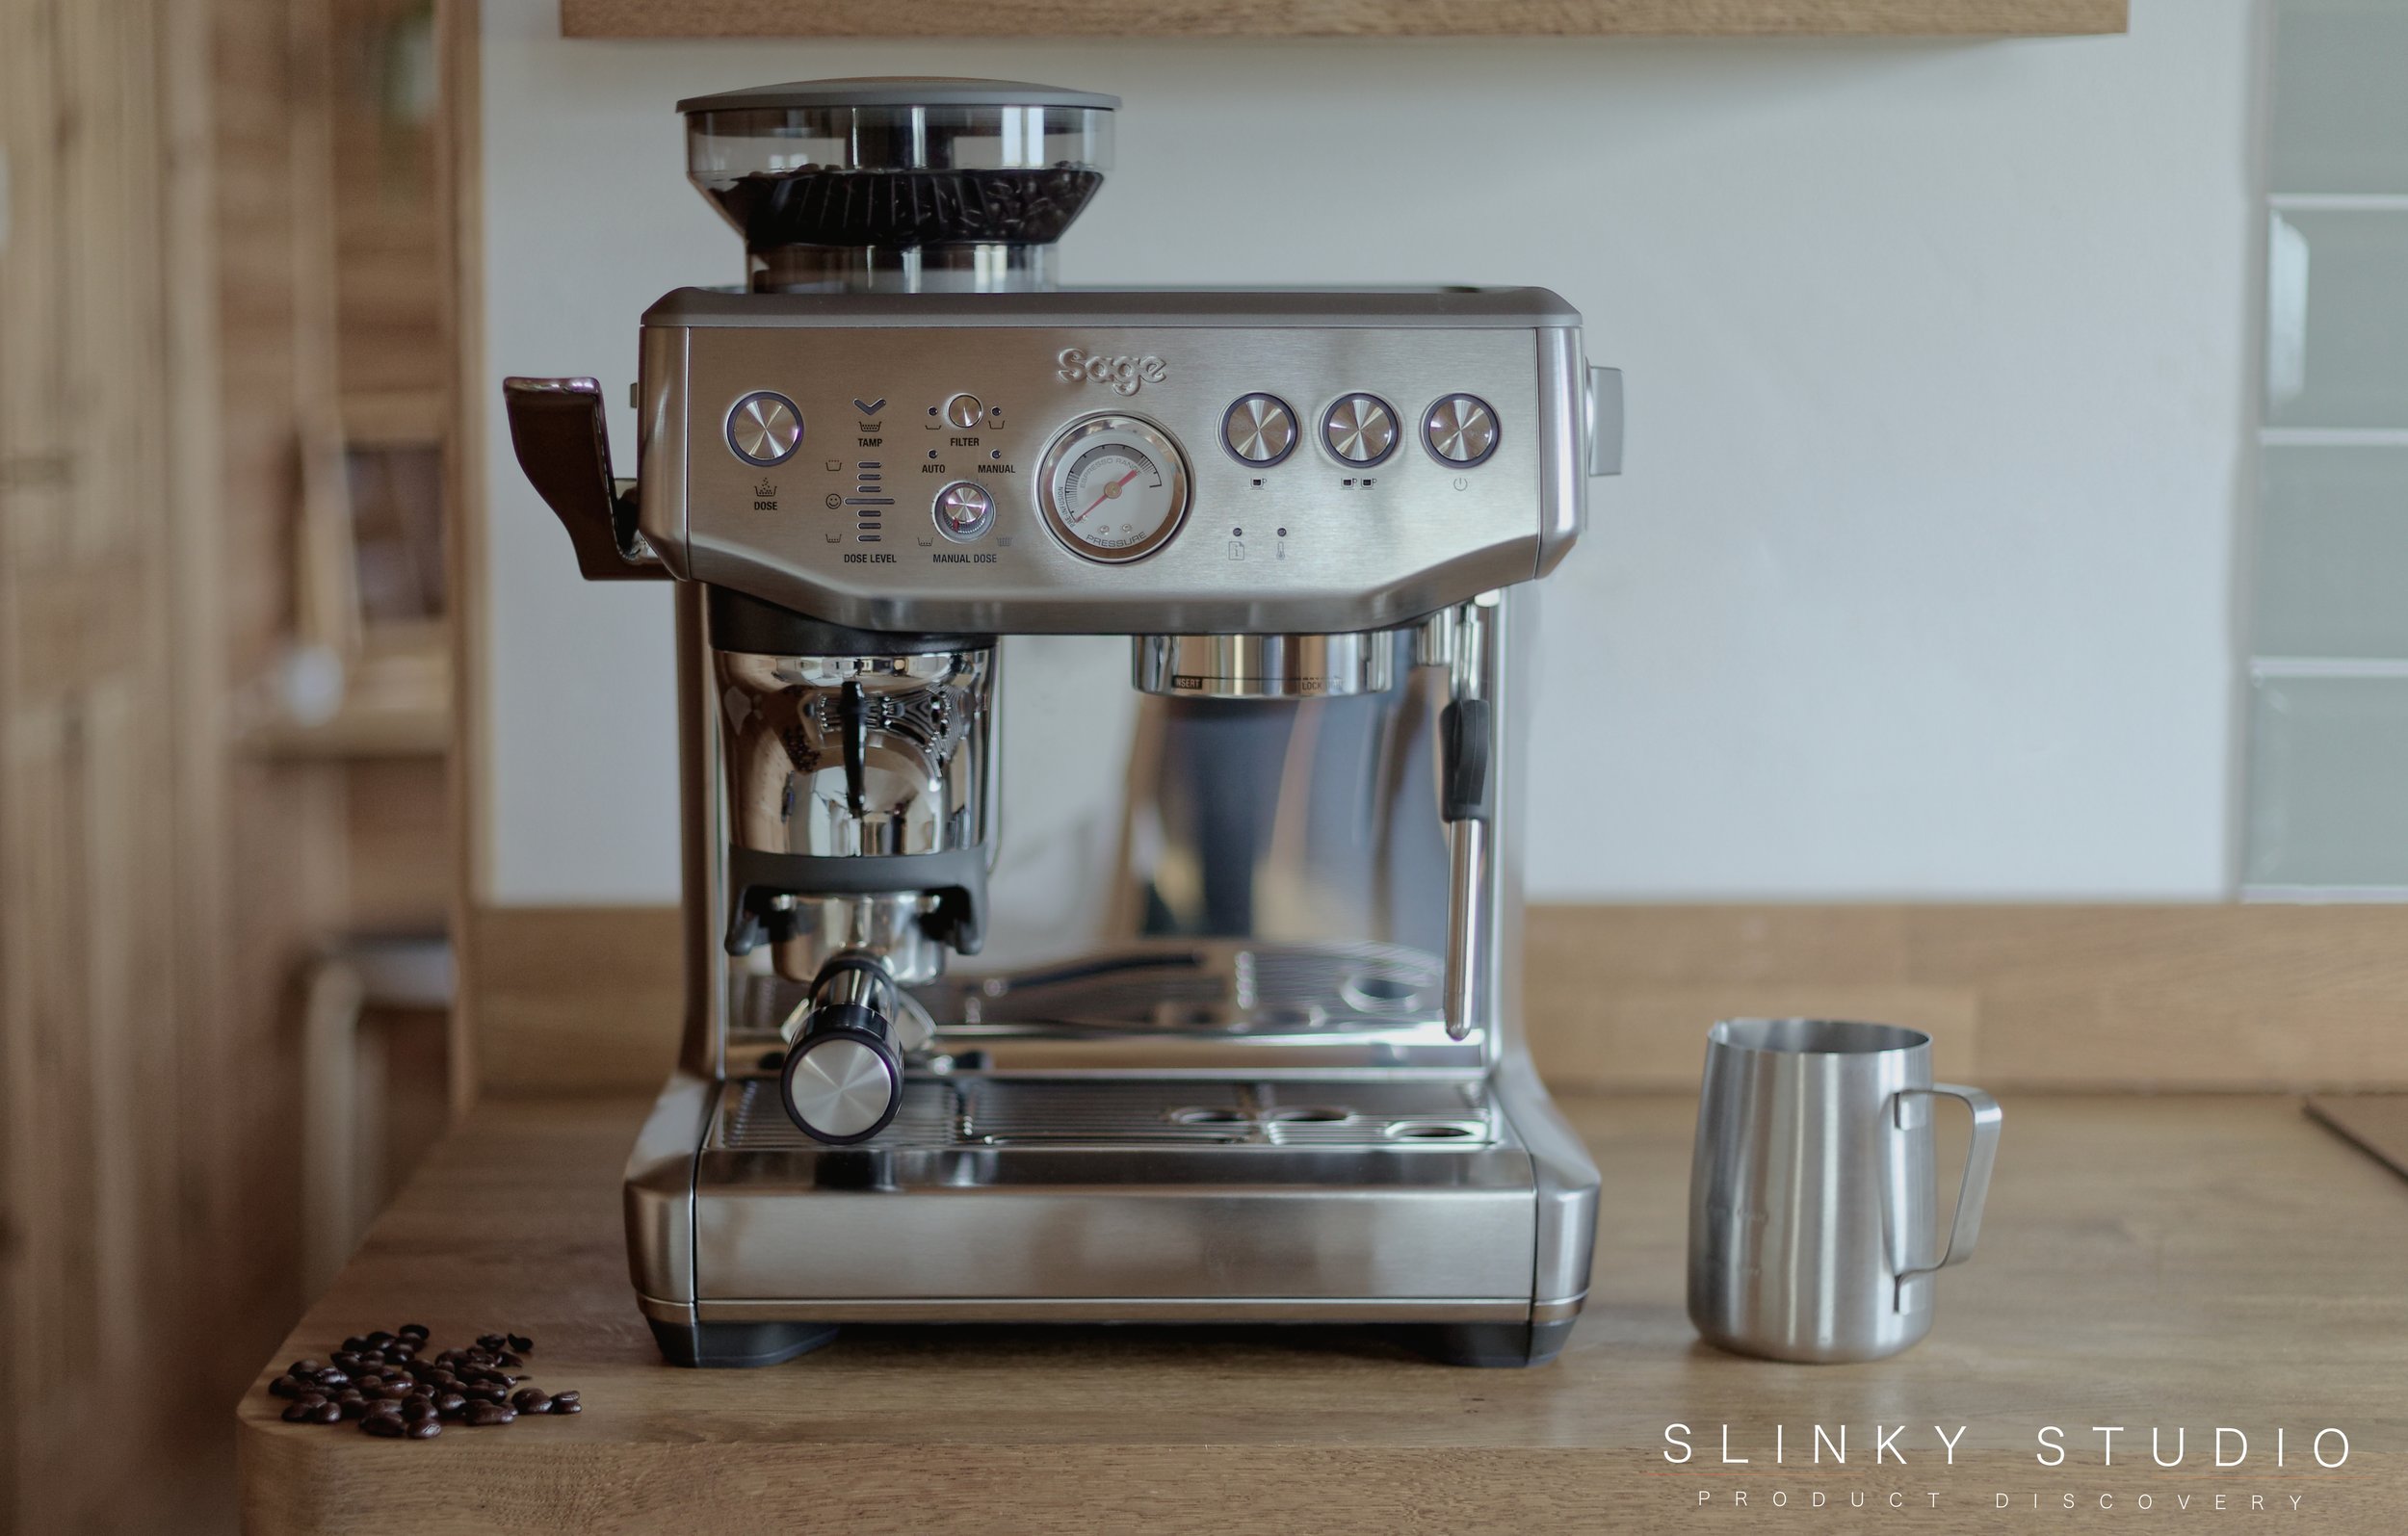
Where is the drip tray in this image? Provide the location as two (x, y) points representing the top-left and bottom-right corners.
(714, 1078), (1493, 1152)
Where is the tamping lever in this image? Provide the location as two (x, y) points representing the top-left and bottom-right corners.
(501, 377), (667, 580)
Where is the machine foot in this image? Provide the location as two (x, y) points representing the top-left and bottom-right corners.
(1385, 1320), (1576, 1367)
(648, 1317), (844, 1368)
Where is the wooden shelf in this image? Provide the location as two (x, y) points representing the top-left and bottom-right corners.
(241, 642), (453, 760)
(562, 0), (2127, 38)
(341, 389), (446, 450)
(242, 700), (451, 759)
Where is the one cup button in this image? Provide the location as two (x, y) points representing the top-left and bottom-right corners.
(1222, 393), (1297, 466)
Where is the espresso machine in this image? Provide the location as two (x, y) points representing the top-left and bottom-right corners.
(504, 78), (1623, 1368)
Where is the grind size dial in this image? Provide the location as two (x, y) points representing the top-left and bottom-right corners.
(1036, 413), (1191, 562)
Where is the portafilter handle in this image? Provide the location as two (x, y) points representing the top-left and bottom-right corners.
(777, 955), (907, 1145)
(501, 377), (667, 581)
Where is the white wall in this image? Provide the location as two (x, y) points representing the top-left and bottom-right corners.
(480, 0), (2255, 904)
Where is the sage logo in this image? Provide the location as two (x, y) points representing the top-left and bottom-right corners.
(1057, 348), (1168, 396)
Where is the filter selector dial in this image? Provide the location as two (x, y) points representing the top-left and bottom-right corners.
(932, 481), (995, 541)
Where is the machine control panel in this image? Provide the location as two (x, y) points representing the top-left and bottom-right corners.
(638, 288), (1590, 634)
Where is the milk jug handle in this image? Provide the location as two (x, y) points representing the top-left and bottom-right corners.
(1896, 1084), (2002, 1276)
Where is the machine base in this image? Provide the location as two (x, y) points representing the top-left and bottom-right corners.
(1381, 1320), (1576, 1367)
(625, 1060), (1603, 1373)
(644, 1318), (1573, 1369)
(647, 1317), (844, 1368)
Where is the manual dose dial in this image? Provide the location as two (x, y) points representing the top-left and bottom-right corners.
(1036, 414), (1191, 562)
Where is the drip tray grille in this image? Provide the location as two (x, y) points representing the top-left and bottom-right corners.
(719, 1078), (962, 1152)
(713, 1078), (1493, 1152)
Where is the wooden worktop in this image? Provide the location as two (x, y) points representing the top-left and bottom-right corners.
(238, 1093), (2408, 1533)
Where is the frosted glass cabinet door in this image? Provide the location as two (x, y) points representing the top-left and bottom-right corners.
(2270, 0), (2408, 194)
(2247, 676), (2408, 889)
(2254, 447), (2408, 658)
(2265, 211), (2408, 430)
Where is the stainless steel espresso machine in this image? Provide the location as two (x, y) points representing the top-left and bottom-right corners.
(503, 78), (1623, 1368)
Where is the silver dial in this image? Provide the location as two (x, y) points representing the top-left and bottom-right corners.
(945, 393), (984, 429)
(1322, 393), (1398, 466)
(1424, 394), (1500, 467)
(1222, 393), (1298, 466)
(932, 480), (994, 542)
(1038, 414), (1191, 563)
(726, 390), (802, 466)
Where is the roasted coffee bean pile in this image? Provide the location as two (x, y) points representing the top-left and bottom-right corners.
(265, 1325), (583, 1440)
(715, 167), (1106, 251)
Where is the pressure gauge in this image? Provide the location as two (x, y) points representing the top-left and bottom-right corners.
(1036, 413), (1191, 563)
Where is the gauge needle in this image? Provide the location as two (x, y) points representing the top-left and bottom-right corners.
(1075, 468), (1142, 521)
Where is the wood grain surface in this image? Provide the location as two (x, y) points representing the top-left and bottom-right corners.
(3, 2), (468, 1526)
(441, 0), (489, 1116)
(2307, 1095), (2408, 1184)
(2, 9), (203, 1526)
(1525, 902), (2408, 1092)
(471, 905), (682, 1094)
(239, 1091), (2408, 1533)
(560, 0), (2129, 39)
(0, 1), (348, 1526)
(471, 902), (2408, 1098)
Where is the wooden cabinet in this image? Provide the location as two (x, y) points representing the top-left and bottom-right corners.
(562, 0), (2128, 39)
(0, 0), (464, 1528)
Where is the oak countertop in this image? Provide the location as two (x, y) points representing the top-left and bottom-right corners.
(237, 1093), (2408, 1533)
